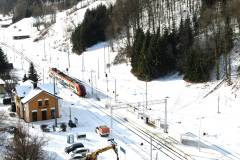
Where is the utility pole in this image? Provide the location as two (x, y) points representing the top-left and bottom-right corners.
(164, 97), (168, 133)
(217, 93), (220, 114)
(108, 45), (110, 73)
(82, 53), (85, 80)
(94, 73), (97, 96)
(69, 105), (72, 121)
(104, 45), (106, 73)
(57, 57), (59, 68)
(82, 52), (85, 72)
(106, 73), (109, 92)
(43, 39), (46, 61)
(49, 42), (51, 64)
(110, 104), (113, 135)
(54, 77), (58, 127)
(97, 57), (100, 79)
(90, 70), (93, 96)
(145, 81), (148, 109)
(20, 44), (23, 70)
(43, 68), (44, 84)
(21, 52), (23, 70)
(94, 73), (97, 88)
(114, 79), (117, 102)
(13, 45), (15, 62)
(68, 47), (70, 69)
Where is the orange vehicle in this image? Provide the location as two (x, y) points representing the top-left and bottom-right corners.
(95, 125), (110, 137)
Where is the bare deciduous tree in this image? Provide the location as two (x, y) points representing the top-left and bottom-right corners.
(4, 125), (48, 160)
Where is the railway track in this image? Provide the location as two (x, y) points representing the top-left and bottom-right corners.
(59, 88), (149, 160)
(71, 98), (150, 160)
(3, 42), (239, 160)
(75, 76), (240, 160)
(0, 42), (41, 69)
(82, 97), (191, 160)
(56, 82), (189, 160)
(71, 78), (191, 160)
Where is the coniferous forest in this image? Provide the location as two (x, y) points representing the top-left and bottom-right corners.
(71, 4), (112, 54)
(2, 0), (239, 83)
(109, 0), (238, 82)
(70, 0), (240, 82)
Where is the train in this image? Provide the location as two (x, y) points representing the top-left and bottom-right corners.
(49, 68), (86, 97)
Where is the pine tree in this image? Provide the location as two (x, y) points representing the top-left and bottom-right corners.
(131, 28), (145, 75)
(167, 29), (177, 71)
(176, 18), (185, 72)
(184, 40), (214, 82)
(158, 29), (171, 75)
(225, 16), (233, 52)
(192, 13), (199, 36)
(0, 47), (8, 72)
(147, 31), (159, 78)
(22, 74), (28, 82)
(28, 62), (39, 84)
(184, 16), (194, 48)
(224, 16), (233, 83)
(177, 17), (194, 73)
(71, 5), (111, 55)
(138, 30), (151, 81)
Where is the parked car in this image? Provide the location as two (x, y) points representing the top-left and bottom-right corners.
(40, 124), (51, 132)
(65, 143), (84, 154)
(3, 97), (11, 105)
(69, 153), (86, 160)
(95, 125), (110, 137)
(71, 148), (89, 157)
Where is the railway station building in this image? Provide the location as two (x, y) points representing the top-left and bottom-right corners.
(13, 80), (61, 122)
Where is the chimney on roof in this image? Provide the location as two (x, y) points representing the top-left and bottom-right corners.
(33, 81), (37, 89)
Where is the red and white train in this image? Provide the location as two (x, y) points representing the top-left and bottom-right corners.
(49, 68), (86, 97)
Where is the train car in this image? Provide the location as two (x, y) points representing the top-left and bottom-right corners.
(49, 68), (86, 97)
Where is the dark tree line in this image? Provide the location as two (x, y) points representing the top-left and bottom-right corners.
(69, 0), (236, 82)
(109, 0), (237, 82)
(0, 0), (16, 15)
(131, 28), (176, 81)
(69, 0), (237, 82)
(12, 0), (80, 23)
(71, 4), (112, 55)
(130, 16), (215, 82)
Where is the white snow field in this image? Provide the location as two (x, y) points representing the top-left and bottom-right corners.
(1, 0), (240, 160)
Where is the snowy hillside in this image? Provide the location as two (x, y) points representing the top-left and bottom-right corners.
(1, 0), (240, 160)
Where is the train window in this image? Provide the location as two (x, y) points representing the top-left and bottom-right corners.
(70, 84), (74, 89)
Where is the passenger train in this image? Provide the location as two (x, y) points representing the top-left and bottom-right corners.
(49, 68), (86, 97)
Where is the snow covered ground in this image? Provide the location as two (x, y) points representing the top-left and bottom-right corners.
(1, 0), (240, 160)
